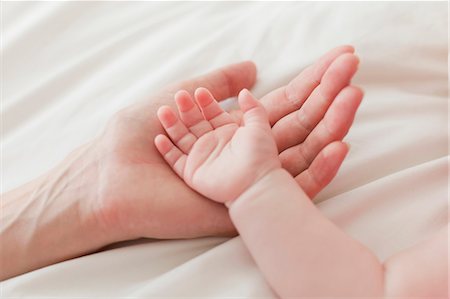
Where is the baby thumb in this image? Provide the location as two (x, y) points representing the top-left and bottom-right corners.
(238, 89), (271, 130)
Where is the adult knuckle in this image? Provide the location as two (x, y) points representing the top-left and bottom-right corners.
(295, 110), (313, 135)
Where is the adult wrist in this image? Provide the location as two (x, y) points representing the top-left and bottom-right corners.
(56, 140), (128, 245)
(1, 140), (116, 279)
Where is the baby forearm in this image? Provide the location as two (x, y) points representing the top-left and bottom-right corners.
(229, 169), (384, 298)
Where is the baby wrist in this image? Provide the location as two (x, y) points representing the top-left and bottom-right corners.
(226, 168), (293, 210)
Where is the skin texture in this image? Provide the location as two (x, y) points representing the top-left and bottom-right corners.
(155, 88), (281, 205)
(1, 46), (362, 280)
(93, 46), (361, 241)
(156, 88), (449, 298)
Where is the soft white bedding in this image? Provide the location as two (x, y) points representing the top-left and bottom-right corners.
(2, 2), (448, 297)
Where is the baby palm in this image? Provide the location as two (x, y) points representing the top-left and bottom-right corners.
(155, 88), (281, 205)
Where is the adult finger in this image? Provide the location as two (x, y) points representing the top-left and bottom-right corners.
(279, 86), (363, 177)
(272, 53), (359, 152)
(259, 45), (355, 125)
(164, 61), (257, 101)
(295, 141), (349, 198)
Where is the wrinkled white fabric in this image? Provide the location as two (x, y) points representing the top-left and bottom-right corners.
(2, 2), (448, 297)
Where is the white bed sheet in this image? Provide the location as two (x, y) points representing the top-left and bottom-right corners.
(2, 2), (448, 297)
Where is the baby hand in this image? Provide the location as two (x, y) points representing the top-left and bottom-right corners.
(155, 88), (281, 205)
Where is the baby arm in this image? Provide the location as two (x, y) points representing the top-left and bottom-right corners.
(229, 168), (385, 297)
(155, 88), (448, 298)
(230, 172), (448, 297)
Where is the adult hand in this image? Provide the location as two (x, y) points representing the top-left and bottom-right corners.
(1, 45), (361, 280)
(93, 45), (361, 241)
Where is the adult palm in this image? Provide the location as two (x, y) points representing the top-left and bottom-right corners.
(92, 46), (362, 242)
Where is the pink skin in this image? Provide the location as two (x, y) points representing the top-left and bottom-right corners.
(155, 89), (447, 298)
(156, 54), (362, 199)
(1, 46), (365, 281)
(94, 45), (363, 240)
(155, 88), (281, 205)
